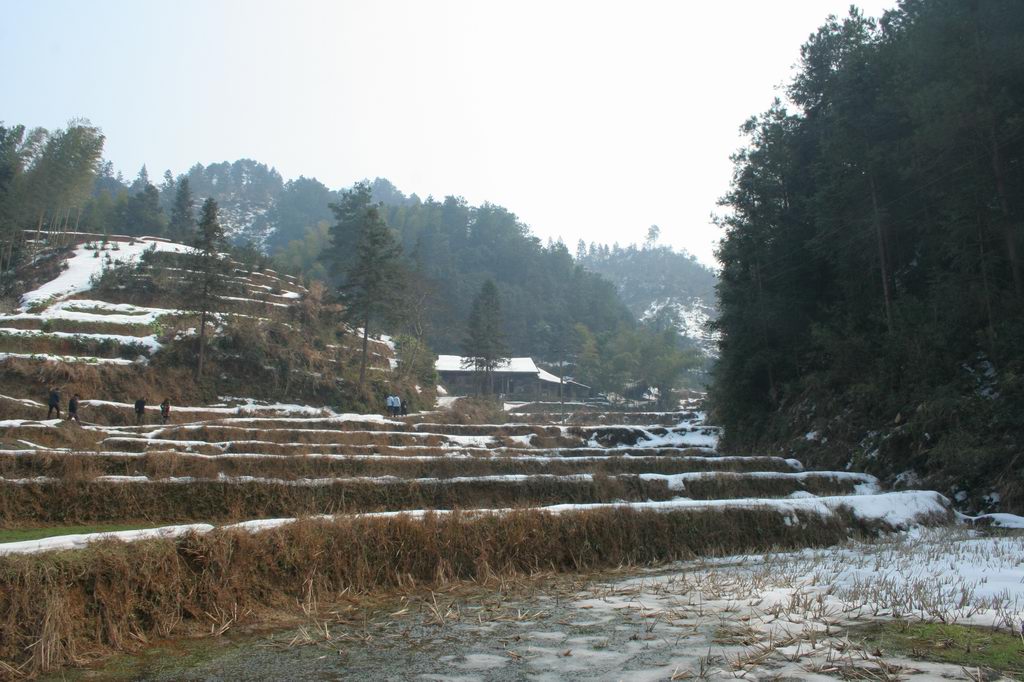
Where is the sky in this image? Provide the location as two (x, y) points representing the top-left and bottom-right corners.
(2, 0), (896, 266)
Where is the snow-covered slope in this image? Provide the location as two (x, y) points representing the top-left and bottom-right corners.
(580, 246), (719, 363)
(642, 296), (719, 359)
(19, 237), (189, 310)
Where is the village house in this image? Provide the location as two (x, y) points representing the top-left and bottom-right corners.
(435, 355), (590, 401)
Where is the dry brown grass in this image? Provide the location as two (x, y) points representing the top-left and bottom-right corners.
(0, 505), (880, 677)
(154, 425), (441, 448)
(0, 359), (202, 425)
(429, 397), (508, 425)
(681, 474), (864, 499)
(0, 451), (798, 481)
(0, 334), (136, 359)
(142, 451), (220, 480)
(0, 423), (102, 451)
(0, 477), (676, 526)
(0, 317), (153, 336)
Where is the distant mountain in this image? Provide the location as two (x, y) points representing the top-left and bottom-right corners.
(578, 244), (719, 359)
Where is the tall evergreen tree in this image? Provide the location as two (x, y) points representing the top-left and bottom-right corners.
(167, 177), (196, 243)
(324, 181), (374, 278)
(462, 280), (508, 394)
(336, 204), (405, 387)
(129, 165), (150, 195)
(121, 182), (165, 236)
(190, 198), (228, 379)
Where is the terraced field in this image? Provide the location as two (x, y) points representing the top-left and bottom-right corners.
(0, 235), (317, 365)
(0, 398), (949, 551)
(0, 395), (960, 678)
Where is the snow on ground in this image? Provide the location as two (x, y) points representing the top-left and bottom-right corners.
(0, 326), (162, 352)
(2, 299), (181, 325)
(525, 527), (1024, 681)
(0, 351), (138, 365)
(960, 511), (1024, 529)
(78, 397), (402, 422)
(19, 238), (190, 310)
(632, 425), (719, 449)
(638, 470), (879, 492)
(0, 471), (874, 490)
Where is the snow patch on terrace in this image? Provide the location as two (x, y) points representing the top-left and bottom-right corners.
(0, 352), (138, 365)
(0, 326), (162, 353)
(639, 470), (879, 492)
(20, 238), (190, 310)
(1, 299), (181, 326)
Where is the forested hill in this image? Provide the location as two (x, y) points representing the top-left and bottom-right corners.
(712, 1), (1024, 514)
(0, 131), (697, 399)
(578, 241), (718, 359)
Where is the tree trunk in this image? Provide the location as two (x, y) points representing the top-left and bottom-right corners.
(752, 259), (777, 405)
(359, 317), (370, 387)
(197, 307), (208, 379)
(970, 0), (1023, 299)
(33, 209), (44, 255)
(869, 173), (895, 333)
(978, 215), (997, 346)
(990, 128), (1023, 299)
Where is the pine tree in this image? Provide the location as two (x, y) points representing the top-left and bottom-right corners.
(190, 198), (228, 379)
(121, 182), (165, 236)
(129, 165), (150, 195)
(159, 170), (176, 212)
(462, 280), (508, 394)
(168, 177), (196, 243)
(338, 204), (405, 387)
(324, 181), (374, 277)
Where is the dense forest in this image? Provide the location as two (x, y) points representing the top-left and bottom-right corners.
(0, 126), (698, 400)
(712, 0), (1024, 512)
(276, 181), (700, 397)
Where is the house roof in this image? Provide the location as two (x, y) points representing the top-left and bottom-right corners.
(435, 355), (539, 374)
(436, 355), (590, 389)
(537, 367), (562, 384)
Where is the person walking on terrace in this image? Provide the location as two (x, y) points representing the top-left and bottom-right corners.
(160, 398), (171, 424)
(134, 397), (147, 425)
(400, 398), (408, 416)
(47, 388), (60, 419)
(68, 394), (80, 422)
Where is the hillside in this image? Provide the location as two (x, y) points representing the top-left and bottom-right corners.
(579, 244), (719, 365)
(0, 232), (419, 414)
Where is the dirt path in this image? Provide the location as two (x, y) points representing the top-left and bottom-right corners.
(51, 530), (1022, 681)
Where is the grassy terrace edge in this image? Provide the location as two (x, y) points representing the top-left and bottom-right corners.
(0, 504), (951, 678)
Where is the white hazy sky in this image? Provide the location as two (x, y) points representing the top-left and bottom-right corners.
(2, 0), (895, 265)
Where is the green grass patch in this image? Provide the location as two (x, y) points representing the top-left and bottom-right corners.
(857, 621), (1024, 676)
(0, 522), (167, 544)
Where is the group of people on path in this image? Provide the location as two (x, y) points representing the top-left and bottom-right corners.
(45, 388), (170, 425)
(134, 398), (172, 424)
(48, 388), (80, 422)
(385, 393), (407, 417)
